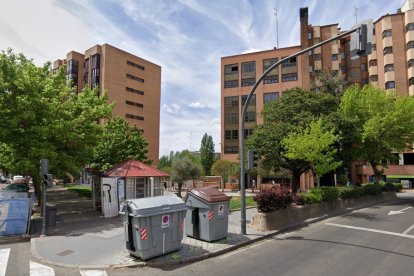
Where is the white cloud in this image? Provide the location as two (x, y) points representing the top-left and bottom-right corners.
(188, 102), (206, 109)
(163, 103), (181, 115)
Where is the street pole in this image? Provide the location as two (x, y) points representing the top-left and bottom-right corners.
(239, 26), (360, 235)
(40, 159), (48, 237)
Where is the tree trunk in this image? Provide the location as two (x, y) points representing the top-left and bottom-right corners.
(370, 162), (383, 184)
(291, 172), (301, 194)
(33, 175), (42, 207)
(177, 182), (182, 198)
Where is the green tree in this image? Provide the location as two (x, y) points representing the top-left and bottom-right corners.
(248, 88), (340, 192)
(339, 85), (414, 182)
(211, 159), (237, 190)
(92, 117), (150, 171)
(171, 156), (202, 197)
(200, 133), (215, 175)
(0, 49), (112, 203)
(158, 151), (174, 174)
(311, 68), (348, 96)
(282, 118), (342, 187)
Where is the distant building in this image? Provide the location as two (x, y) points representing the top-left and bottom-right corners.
(221, 3), (414, 188)
(52, 44), (161, 164)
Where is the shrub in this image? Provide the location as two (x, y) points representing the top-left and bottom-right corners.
(362, 183), (382, 195)
(321, 186), (339, 201)
(302, 189), (323, 204)
(338, 186), (364, 199)
(253, 188), (292, 212)
(292, 193), (305, 205)
(382, 182), (402, 192)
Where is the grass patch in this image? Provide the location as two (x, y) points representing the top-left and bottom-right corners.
(229, 196), (256, 210)
(66, 185), (92, 199)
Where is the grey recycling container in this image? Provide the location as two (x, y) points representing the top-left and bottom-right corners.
(185, 187), (230, 242)
(119, 195), (186, 260)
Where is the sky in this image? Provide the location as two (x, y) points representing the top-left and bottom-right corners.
(0, 0), (403, 158)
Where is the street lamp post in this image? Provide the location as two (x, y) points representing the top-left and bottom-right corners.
(239, 26), (362, 235)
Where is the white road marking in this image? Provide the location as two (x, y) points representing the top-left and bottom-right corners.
(30, 261), (55, 276)
(0, 248), (10, 276)
(79, 270), (108, 276)
(403, 224), (414, 235)
(326, 223), (414, 239)
(387, 206), (413, 216)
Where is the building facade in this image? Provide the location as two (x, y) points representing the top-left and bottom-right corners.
(52, 44), (161, 164)
(221, 2), (414, 188)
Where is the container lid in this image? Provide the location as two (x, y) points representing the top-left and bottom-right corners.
(189, 187), (230, 203)
(121, 195), (186, 217)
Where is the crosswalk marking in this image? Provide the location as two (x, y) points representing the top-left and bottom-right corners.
(79, 270), (108, 276)
(30, 261), (55, 276)
(0, 248), (10, 276)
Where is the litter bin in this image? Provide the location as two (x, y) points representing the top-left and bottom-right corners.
(46, 203), (57, 227)
(119, 195), (187, 260)
(185, 187), (230, 242)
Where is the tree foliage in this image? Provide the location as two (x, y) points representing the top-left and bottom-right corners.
(200, 133), (215, 175)
(311, 68), (348, 96)
(339, 85), (414, 181)
(248, 88), (340, 192)
(211, 159), (237, 189)
(0, 49), (112, 201)
(282, 118), (342, 186)
(92, 117), (150, 171)
(171, 155), (202, 197)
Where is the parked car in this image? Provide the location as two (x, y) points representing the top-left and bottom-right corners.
(13, 175), (25, 181)
(0, 175), (7, 183)
(3, 182), (29, 192)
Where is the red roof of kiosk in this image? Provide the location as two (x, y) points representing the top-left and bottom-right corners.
(105, 159), (169, 177)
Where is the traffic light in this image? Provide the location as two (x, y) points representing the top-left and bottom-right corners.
(43, 173), (53, 187)
(248, 149), (258, 170)
(350, 19), (373, 59)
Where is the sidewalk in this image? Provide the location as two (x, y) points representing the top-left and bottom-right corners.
(30, 187), (273, 269)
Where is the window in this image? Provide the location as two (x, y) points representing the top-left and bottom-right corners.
(384, 64), (394, 72)
(244, 129), (253, 139)
(360, 63), (367, 71)
(224, 64), (239, 88)
(383, 47), (393, 55)
(135, 177), (145, 198)
(370, 75), (378, 82)
(127, 74), (144, 83)
(409, 59), (414, 68)
(241, 61), (256, 87)
(341, 52), (345, 59)
(382, 29), (392, 38)
(410, 78), (414, 86)
(224, 146), (238, 154)
(244, 112), (256, 122)
(407, 41), (414, 49)
(369, 59), (377, 67)
(225, 113), (238, 124)
(224, 96), (238, 108)
(331, 54), (338, 61)
(314, 54), (321, 61)
(263, 58), (278, 84)
(91, 54), (100, 89)
(66, 59), (79, 89)
(84, 58), (89, 85)
(282, 57), (297, 67)
(126, 100), (143, 108)
(126, 87), (144, 95)
(307, 32), (312, 39)
(126, 113), (144, 120)
(406, 23), (414, 32)
(225, 130), (238, 140)
(282, 73), (298, 82)
(241, 94), (256, 106)
(385, 81), (395, 89)
(372, 44), (377, 51)
(263, 92), (279, 105)
(127, 60), (145, 70)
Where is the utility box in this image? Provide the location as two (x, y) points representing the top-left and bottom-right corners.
(119, 195), (186, 260)
(185, 187), (230, 242)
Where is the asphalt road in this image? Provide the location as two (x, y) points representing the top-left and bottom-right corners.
(116, 195), (414, 276)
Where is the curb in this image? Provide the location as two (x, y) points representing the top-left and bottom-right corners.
(0, 234), (30, 244)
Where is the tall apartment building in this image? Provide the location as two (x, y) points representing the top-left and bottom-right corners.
(52, 44), (161, 164)
(221, 2), (414, 187)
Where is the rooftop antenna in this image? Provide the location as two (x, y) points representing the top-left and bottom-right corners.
(274, 8), (279, 48)
(353, 6), (358, 24)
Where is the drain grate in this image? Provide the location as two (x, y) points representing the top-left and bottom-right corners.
(57, 250), (74, 256)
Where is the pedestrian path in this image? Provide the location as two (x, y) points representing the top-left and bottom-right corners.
(0, 247), (108, 276)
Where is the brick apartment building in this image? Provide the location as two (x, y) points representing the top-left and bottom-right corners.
(52, 44), (161, 164)
(221, 0), (414, 188)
